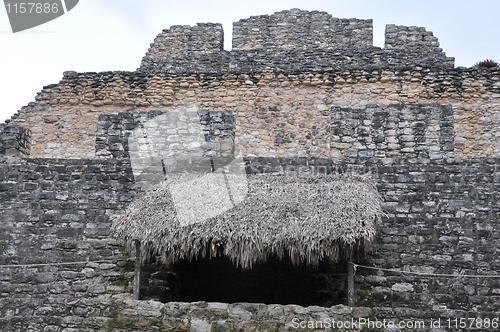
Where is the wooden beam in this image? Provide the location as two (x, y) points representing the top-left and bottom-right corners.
(133, 240), (141, 300)
(347, 246), (355, 307)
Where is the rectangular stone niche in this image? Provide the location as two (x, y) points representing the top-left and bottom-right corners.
(330, 103), (455, 159)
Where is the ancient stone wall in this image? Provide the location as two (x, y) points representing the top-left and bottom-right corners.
(9, 9), (481, 161)
(138, 47), (454, 73)
(330, 103), (455, 159)
(95, 109), (236, 159)
(94, 104), (456, 163)
(0, 156), (498, 331)
(138, 9), (451, 72)
(232, 9), (373, 50)
(0, 125), (31, 157)
(7, 68), (500, 159)
(0, 158), (137, 263)
(1, 8), (500, 331)
(349, 157), (500, 314)
(0, 157), (137, 331)
(140, 23), (223, 68)
(385, 24), (441, 52)
(91, 300), (500, 331)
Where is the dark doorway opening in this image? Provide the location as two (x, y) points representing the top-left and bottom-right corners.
(140, 254), (347, 307)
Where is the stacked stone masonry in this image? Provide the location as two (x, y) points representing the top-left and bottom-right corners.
(0, 156), (498, 331)
(95, 109), (236, 159)
(140, 23), (224, 68)
(330, 103), (455, 159)
(1, 8), (499, 332)
(232, 9), (373, 50)
(0, 158), (137, 331)
(139, 48), (454, 73)
(348, 157), (500, 314)
(7, 67), (500, 159)
(385, 24), (441, 52)
(94, 104), (456, 162)
(0, 124), (32, 158)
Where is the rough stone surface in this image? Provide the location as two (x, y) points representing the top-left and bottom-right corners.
(350, 157), (500, 315)
(385, 24), (441, 52)
(1, 8), (499, 332)
(330, 103), (455, 159)
(7, 67), (500, 159)
(0, 124), (31, 157)
(0, 156), (499, 331)
(0, 158), (137, 331)
(140, 23), (224, 68)
(95, 109), (236, 159)
(232, 9), (374, 50)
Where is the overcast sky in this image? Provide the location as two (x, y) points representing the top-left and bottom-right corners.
(1, 0), (499, 123)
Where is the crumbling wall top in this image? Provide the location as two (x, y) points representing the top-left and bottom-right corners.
(232, 8), (373, 50)
(141, 23), (223, 68)
(138, 9), (453, 72)
(385, 24), (442, 52)
(0, 124), (31, 158)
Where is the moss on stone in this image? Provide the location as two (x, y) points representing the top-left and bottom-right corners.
(106, 317), (135, 329)
(107, 318), (190, 332)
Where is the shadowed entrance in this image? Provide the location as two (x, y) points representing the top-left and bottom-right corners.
(140, 255), (348, 306)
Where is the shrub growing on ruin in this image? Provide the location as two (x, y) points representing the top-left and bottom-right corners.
(475, 59), (499, 68)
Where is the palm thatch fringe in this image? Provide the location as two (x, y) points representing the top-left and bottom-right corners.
(111, 174), (383, 269)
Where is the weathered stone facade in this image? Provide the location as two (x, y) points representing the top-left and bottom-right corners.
(140, 23), (224, 67)
(0, 124), (31, 158)
(232, 9), (373, 50)
(0, 154), (498, 331)
(1, 8), (499, 332)
(9, 67), (500, 160)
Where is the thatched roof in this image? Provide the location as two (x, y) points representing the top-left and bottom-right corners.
(111, 174), (383, 269)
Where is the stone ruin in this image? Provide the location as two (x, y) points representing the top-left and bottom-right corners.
(0, 9), (499, 332)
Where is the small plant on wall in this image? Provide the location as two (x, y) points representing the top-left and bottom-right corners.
(474, 59), (499, 68)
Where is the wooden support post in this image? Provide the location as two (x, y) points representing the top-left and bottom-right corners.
(133, 240), (141, 300)
(347, 246), (355, 307)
